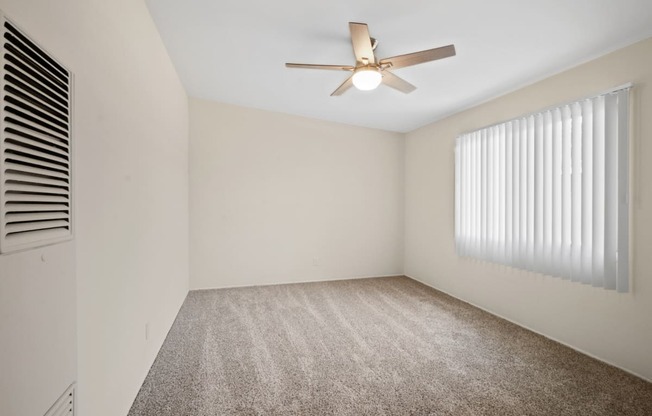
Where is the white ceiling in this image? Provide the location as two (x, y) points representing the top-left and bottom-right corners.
(146, 0), (652, 133)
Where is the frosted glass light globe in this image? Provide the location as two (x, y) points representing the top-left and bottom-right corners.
(352, 67), (382, 91)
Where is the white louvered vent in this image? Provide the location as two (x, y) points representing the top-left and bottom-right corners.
(44, 384), (75, 416)
(0, 14), (72, 253)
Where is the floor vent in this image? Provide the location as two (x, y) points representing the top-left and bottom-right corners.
(0, 12), (73, 254)
(44, 384), (75, 416)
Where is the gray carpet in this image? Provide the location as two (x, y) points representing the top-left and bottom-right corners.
(128, 276), (652, 415)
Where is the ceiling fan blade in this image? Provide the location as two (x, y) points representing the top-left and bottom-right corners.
(380, 44), (456, 70)
(382, 70), (416, 94)
(349, 22), (375, 64)
(331, 75), (354, 96)
(285, 63), (355, 71)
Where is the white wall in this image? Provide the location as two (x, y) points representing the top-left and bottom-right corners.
(190, 99), (404, 289)
(0, 1), (190, 416)
(405, 37), (652, 381)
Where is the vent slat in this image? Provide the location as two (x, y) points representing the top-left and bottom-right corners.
(5, 211), (69, 224)
(5, 162), (69, 181)
(4, 48), (68, 103)
(5, 123), (69, 152)
(5, 90), (68, 127)
(5, 219), (69, 234)
(5, 171), (69, 187)
(3, 41), (68, 98)
(5, 106), (69, 142)
(5, 162), (69, 182)
(4, 226), (69, 245)
(1, 17), (72, 253)
(4, 76), (69, 121)
(4, 26), (68, 83)
(50, 400), (69, 416)
(5, 96), (68, 133)
(3, 193), (69, 204)
(4, 152), (68, 173)
(5, 141), (69, 166)
(6, 182), (69, 196)
(4, 203), (69, 213)
(4, 132), (69, 159)
(5, 22), (68, 80)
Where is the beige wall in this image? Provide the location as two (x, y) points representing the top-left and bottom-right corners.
(405, 37), (652, 381)
(1, 4), (649, 416)
(0, 243), (75, 416)
(190, 99), (404, 289)
(0, 1), (190, 415)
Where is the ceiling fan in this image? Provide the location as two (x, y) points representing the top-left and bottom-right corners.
(286, 22), (456, 96)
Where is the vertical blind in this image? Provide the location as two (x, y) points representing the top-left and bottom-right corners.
(455, 86), (630, 292)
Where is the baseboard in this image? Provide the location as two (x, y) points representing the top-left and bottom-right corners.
(191, 274), (405, 292)
(405, 274), (652, 383)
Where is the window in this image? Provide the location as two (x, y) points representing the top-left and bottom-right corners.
(455, 85), (630, 291)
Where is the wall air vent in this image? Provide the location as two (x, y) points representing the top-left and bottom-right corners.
(0, 14), (73, 253)
(44, 383), (75, 416)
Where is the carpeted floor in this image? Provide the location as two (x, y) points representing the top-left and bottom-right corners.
(128, 276), (652, 415)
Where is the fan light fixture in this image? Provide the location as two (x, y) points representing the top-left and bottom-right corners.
(285, 22), (457, 96)
(352, 67), (382, 91)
